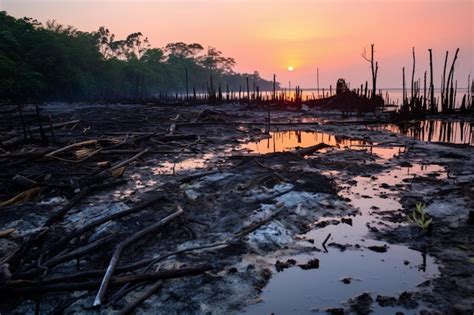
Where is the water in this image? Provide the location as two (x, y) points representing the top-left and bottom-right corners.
(370, 120), (473, 146)
(241, 161), (444, 314)
(151, 153), (216, 175)
(241, 130), (406, 159)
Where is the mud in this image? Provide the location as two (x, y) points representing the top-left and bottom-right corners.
(0, 103), (472, 314)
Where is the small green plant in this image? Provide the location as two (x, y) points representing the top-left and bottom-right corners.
(408, 202), (432, 232)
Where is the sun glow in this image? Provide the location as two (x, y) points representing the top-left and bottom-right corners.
(288, 66), (294, 71)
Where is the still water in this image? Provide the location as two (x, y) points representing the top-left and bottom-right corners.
(370, 120), (473, 146)
(241, 130), (406, 159)
(241, 164), (444, 314)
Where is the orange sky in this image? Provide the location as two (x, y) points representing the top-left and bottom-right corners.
(2, 0), (473, 88)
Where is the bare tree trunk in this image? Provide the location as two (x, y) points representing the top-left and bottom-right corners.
(445, 48), (460, 111)
(441, 51), (449, 112)
(246, 77), (250, 105)
(317, 68), (320, 98)
(185, 67), (189, 100)
(411, 47), (416, 101)
(423, 71), (427, 112)
(402, 67), (406, 105)
(428, 49), (435, 112)
(273, 74), (276, 101)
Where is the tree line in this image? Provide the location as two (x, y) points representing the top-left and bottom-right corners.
(0, 11), (277, 102)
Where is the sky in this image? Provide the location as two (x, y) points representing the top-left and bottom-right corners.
(1, 0), (473, 88)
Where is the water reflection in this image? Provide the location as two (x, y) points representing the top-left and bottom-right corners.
(242, 131), (367, 155)
(241, 131), (405, 159)
(242, 164), (444, 314)
(371, 120), (473, 145)
(151, 153), (215, 175)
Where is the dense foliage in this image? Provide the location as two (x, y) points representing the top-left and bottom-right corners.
(0, 11), (277, 102)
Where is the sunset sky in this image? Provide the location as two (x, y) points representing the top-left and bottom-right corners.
(2, 0), (473, 88)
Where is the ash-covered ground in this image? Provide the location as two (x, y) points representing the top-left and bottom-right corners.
(0, 103), (472, 314)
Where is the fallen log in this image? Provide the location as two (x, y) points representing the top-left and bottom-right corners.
(45, 140), (98, 158)
(1, 265), (213, 295)
(48, 192), (166, 254)
(118, 281), (163, 315)
(42, 234), (116, 269)
(6, 180), (127, 270)
(17, 235), (116, 279)
(93, 205), (184, 306)
(17, 241), (231, 284)
(294, 143), (331, 156)
(83, 147), (150, 185)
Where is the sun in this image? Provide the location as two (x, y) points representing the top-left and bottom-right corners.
(288, 66), (294, 71)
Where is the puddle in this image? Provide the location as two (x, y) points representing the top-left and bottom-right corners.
(242, 164), (444, 314)
(151, 153), (217, 175)
(241, 131), (367, 155)
(370, 120), (473, 146)
(241, 130), (405, 159)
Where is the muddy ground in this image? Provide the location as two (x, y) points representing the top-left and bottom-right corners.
(0, 103), (472, 314)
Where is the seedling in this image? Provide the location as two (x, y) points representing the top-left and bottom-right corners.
(408, 202), (432, 232)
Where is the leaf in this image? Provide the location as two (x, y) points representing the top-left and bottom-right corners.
(0, 187), (41, 208)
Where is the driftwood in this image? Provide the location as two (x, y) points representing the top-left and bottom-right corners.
(93, 205), (184, 306)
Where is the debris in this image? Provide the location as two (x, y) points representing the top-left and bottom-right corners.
(348, 292), (373, 314)
(275, 259), (297, 272)
(367, 245), (388, 253)
(298, 258), (320, 270)
(0, 187), (41, 208)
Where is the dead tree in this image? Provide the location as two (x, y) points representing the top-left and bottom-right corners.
(428, 49), (435, 112)
(423, 71), (427, 112)
(273, 74), (276, 101)
(402, 67), (406, 104)
(445, 48), (460, 112)
(411, 47), (416, 101)
(185, 67), (189, 100)
(362, 44), (379, 99)
(441, 51), (449, 112)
